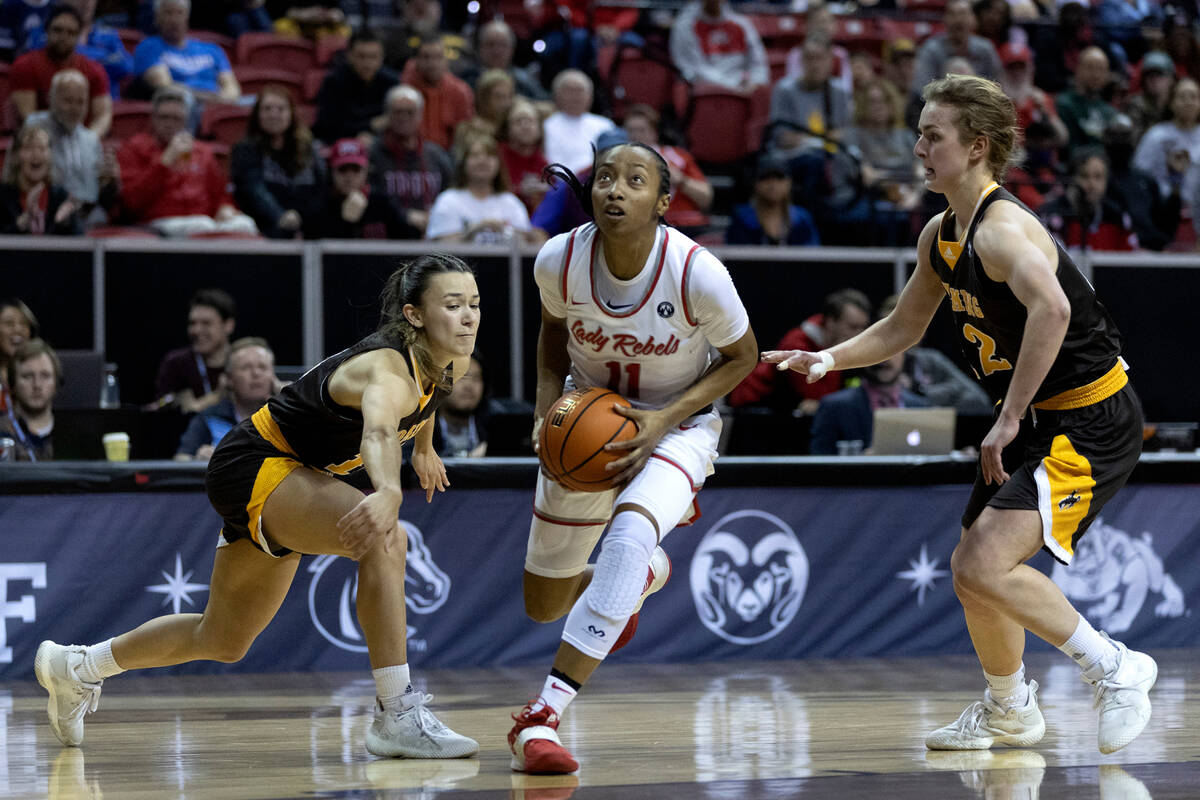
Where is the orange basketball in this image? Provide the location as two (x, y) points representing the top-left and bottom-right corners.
(539, 387), (639, 492)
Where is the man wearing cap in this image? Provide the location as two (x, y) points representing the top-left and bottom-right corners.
(911, 0), (1001, 94)
(999, 42), (1068, 147)
(1127, 51), (1176, 140)
(317, 137), (414, 239)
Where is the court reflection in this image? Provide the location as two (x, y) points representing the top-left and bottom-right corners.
(693, 673), (810, 788)
(509, 772), (579, 799)
(924, 751), (1155, 800)
(46, 749), (102, 800)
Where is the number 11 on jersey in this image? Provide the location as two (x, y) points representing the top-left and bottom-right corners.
(605, 361), (640, 399)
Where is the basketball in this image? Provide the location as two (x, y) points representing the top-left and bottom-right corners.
(538, 387), (639, 492)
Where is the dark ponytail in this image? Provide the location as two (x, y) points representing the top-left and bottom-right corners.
(378, 253), (475, 390)
(542, 141), (672, 222)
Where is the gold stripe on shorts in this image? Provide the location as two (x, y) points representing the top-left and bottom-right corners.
(1033, 361), (1127, 411)
(252, 406), (299, 457)
(246, 456), (302, 553)
(1042, 435), (1096, 557)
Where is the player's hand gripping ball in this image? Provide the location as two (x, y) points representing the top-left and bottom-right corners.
(538, 387), (639, 491)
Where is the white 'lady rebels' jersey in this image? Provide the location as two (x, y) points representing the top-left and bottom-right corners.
(534, 223), (750, 409)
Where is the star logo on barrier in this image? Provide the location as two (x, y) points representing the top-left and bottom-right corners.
(896, 544), (950, 606)
(146, 553), (209, 614)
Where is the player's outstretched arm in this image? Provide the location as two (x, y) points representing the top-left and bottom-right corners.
(764, 215), (946, 378)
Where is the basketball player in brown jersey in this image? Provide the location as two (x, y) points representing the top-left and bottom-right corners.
(763, 74), (1156, 755)
(35, 254), (481, 760)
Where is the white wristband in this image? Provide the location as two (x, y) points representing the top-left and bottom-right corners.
(807, 351), (835, 381)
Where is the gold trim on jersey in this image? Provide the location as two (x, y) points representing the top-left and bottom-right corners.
(1041, 435), (1095, 558)
(1033, 361), (1128, 411)
(408, 347), (436, 410)
(936, 181), (1001, 270)
(252, 406), (299, 457)
(246, 456), (303, 554)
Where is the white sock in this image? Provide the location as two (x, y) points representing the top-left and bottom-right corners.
(77, 639), (124, 684)
(1058, 614), (1119, 677)
(529, 674), (578, 717)
(373, 664), (412, 711)
(984, 664), (1029, 709)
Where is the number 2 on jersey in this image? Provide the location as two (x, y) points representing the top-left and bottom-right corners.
(605, 361), (641, 399)
(962, 324), (1013, 377)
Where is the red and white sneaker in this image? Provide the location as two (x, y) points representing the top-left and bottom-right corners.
(610, 546), (671, 654)
(509, 704), (578, 774)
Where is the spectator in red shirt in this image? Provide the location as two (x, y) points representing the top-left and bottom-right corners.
(9, 6), (111, 138)
(729, 288), (871, 413)
(117, 86), (258, 237)
(621, 103), (713, 232)
(498, 98), (549, 215)
(998, 42), (1067, 149)
(400, 35), (474, 152)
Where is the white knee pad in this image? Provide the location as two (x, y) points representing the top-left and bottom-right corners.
(561, 511), (657, 659)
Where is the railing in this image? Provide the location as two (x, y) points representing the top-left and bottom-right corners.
(2, 236), (1197, 410)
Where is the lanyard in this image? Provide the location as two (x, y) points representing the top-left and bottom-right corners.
(195, 353), (213, 395)
(5, 407), (37, 463)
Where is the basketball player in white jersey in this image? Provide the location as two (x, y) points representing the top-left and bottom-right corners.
(507, 142), (758, 773)
(765, 75), (1155, 755)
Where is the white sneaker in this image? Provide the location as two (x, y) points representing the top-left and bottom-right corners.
(926, 680), (1046, 750)
(365, 693), (479, 759)
(34, 641), (102, 747)
(1087, 636), (1157, 754)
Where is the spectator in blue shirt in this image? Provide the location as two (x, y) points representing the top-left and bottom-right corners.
(174, 337), (279, 461)
(133, 0), (241, 103)
(26, 0), (133, 99)
(726, 155), (820, 246)
(0, 0), (54, 61)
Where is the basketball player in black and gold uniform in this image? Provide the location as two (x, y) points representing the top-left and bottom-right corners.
(763, 75), (1156, 755)
(35, 254), (481, 759)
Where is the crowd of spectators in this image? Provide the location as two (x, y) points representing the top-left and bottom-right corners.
(5, 0), (1200, 461)
(0, 0), (1198, 249)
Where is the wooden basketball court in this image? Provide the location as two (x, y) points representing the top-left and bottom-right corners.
(4, 650), (1197, 799)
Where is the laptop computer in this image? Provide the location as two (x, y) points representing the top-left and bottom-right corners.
(55, 350), (107, 410)
(871, 407), (956, 455)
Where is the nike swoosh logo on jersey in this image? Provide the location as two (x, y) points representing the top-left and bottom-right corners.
(607, 301), (636, 310)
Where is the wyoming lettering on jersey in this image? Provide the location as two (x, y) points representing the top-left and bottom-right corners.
(535, 223), (749, 410)
(928, 184), (1123, 405)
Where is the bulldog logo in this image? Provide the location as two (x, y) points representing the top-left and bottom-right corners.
(689, 509), (808, 644)
(1051, 518), (1185, 634)
(308, 522), (451, 652)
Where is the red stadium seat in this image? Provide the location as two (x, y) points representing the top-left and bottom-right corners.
(117, 27), (143, 54)
(608, 48), (678, 120)
(304, 67), (327, 102)
(190, 30), (236, 65)
(314, 33), (347, 66)
(201, 103), (251, 146)
(0, 136), (11, 164)
(749, 14), (805, 49)
(108, 101), (153, 142)
(768, 49), (790, 82)
(233, 66), (304, 103)
(685, 86), (754, 165)
(236, 32), (316, 74)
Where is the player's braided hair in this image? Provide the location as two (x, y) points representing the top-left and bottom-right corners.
(379, 253), (474, 391)
(544, 141), (672, 222)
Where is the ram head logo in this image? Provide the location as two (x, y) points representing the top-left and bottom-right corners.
(689, 510), (808, 644)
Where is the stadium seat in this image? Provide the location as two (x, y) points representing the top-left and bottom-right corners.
(201, 104), (251, 145)
(0, 136), (10, 164)
(233, 66), (303, 103)
(685, 86), (754, 165)
(608, 48), (678, 120)
(304, 67), (327, 102)
(108, 101), (153, 142)
(768, 50), (789, 82)
(117, 27), (143, 54)
(314, 33), (347, 66)
(749, 14), (805, 49)
(236, 32), (316, 74)
(190, 30), (236, 65)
